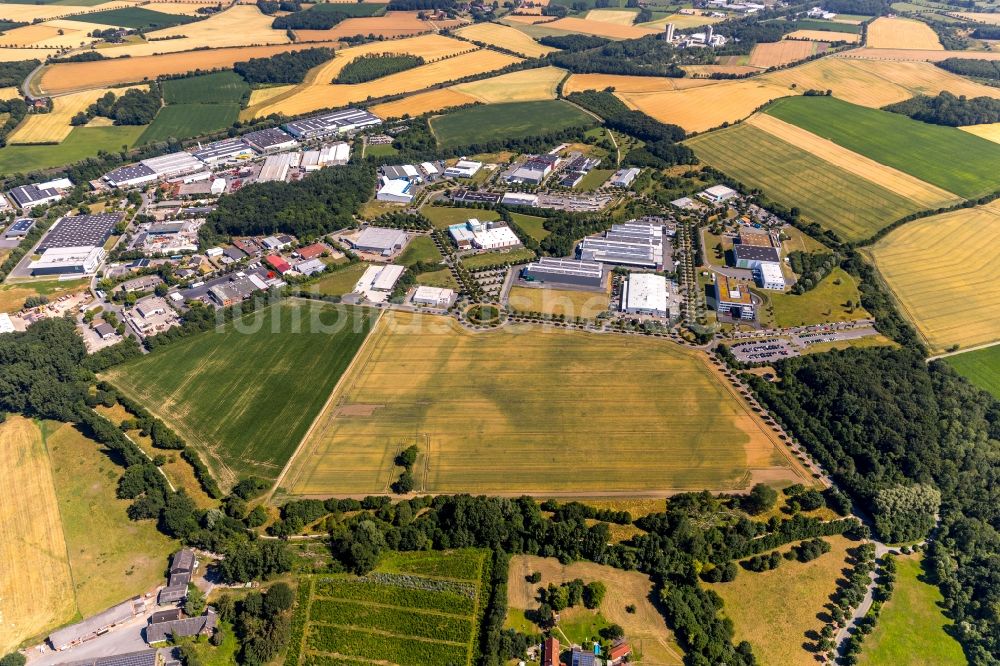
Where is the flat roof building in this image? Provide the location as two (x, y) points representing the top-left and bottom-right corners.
(104, 163), (157, 188)
(284, 108), (381, 139)
(142, 152), (204, 179)
(354, 263), (405, 302)
(30, 246), (106, 276)
(39, 213), (122, 251)
(9, 183), (62, 209)
(733, 244), (780, 269)
(352, 226), (407, 255)
(715, 273), (755, 320)
(382, 164), (421, 181)
(412, 285), (454, 307)
(622, 272), (669, 317)
(242, 127), (298, 153)
(258, 152), (300, 183)
(448, 219), (521, 251)
(738, 229), (772, 247)
(0, 313), (14, 334)
(754, 261), (785, 291)
(4, 217), (34, 238)
(376, 177), (414, 203)
(578, 221), (664, 269)
(610, 167), (641, 188)
(501, 192), (539, 207)
(192, 138), (253, 165)
(444, 160), (482, 179)
(523, 257), (604, 288)
(700, 184), (738, 204)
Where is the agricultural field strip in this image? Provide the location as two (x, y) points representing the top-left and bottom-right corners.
(449, 66), (566, 103)
(866, 16), (943, 50)
(369, 88), (476, 120)
(9, 84), (146, 144)
(746, 113), (961, 206)
(454, 21), (556, 57)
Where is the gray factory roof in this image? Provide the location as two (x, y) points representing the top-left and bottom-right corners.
(284, 108), (381, 138)
(578, 238), (660, 267)
(39, 213), (123, 251)
(9, 183), (60, 206)
(191, 137), (252, 162)
(733, 244), (780, 263)
(354, 226), (407, 252)
(62, 649), (158, 666)
(525, 257), (603, 279)
(242, 127), (296, 150)
(104, 163), (156, 186)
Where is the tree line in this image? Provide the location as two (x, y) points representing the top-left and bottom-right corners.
(234, 47), (334, 85)
(547, 36), (708, 77)
(335, 53), (426, 84)
(884, 91), (1000, 127)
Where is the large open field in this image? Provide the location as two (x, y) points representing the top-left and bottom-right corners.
(72, 5), (195, 29)
(450, 65), (566, 103)
(508, 555), (683, 665)
(430, 100), (595, 147)
(543, 15), (658, 38)
(0, 416), (76, 654)
(369, 87), (476, 120)
(748, 40), (820, 67)
(162, 70), (248, 104)
(766, 96), (1000, 199)
(293, 550), (487, 666)
(640, 12), (723, 29)
(507, 285), (611, 319)
(0, 18), (119, 48)
(857, 555), (966, 666)
(9, 84), (145, 144)
(867, 16), (943, 49)
(138, 102), (240, 144)
(866, 202), (1000, 352)
(0, 125), (144, 175)
(766, 267), (871, 327)
(455, 21), (556, 57)
(687, 123), (927, 242)
(292, 10), (453, 41)
(708, 535), (855, 666)
(0, 0), (137, 23)
(944, 345), (1000, 399)
(282, 310), (812, 496)
(564, 72), (714, 94)
(785, 29), (858, 43)
(103, 300), (378, 489)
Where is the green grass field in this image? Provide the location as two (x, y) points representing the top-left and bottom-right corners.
(766, 267), (870, 327)
(312, 263), (369, 297)
(421, 206), (499, 229)
(510, 212), (550, 241)
(415, 268), (459, 290)
(139, 103), (239, 145)
(397, 235), (442, 267)
(687, 123), (926, 242)
(0, 126), (144, 177)
(74, 6), (196, 29)
(461, 247), (536, 268)
(163, 71), (249, 105)
(365, 143), (398, 157)
(944, 345), (1000, 400)
(766, 96), (1000, 200)
(430, 100), (597, 148)
(576, 168), (613, 191)
(292, 550), (487, 666)
(858, 555), (966, 666)
(103, 300), (377, 489)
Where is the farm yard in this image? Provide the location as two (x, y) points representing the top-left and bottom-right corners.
(455, 21), (556, 57)
(430, 100), (595, 147)
(292, 550), (488, 666)
(866, 202), (1000, 352)
(866, 16), (943, 49)
(281, 310), (812, 496)
(450, 65), (566, 103)
(945, 346), (1000, 400)
(102, 300), (378, 489)
(688, 123), (927, 242)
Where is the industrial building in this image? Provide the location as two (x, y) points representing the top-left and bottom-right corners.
(578, 221), (665, 268)
(715, 274), (755, 320)
(738, 229), (773, 247)
(4, 217), (34, 238)
(0, 312), (15, 334)
(258, 152), (301, 183)
(39, 213), (122, 251)
(522, 257), (604, 288)
(699, 184), (738, 204)
(382, 164), (422, 181)
(444, 159), (482, 179)
(412, 285), (454, 307)
(242, 127), (298, 153)
(295, 258), (326, 276)
(103, 163), (158, 188)
(501, 192), (539, 207)
(454, 189), (501, 204)
(30, 245), (105, 276)
(609, 167), (641, 188)
(8, 182), (63, 209)
(376, 177), (414, 203)
(754, 261), (785, 290)
(301, 142), (350, 170)
(208, 274), (267, 307)
(283, 108), (382, 139)
(355, 263), (405, 302)
(191, 138), (253, 165)
(142, 151), (204, 179)
(351, 226), (408, 256)
(733, 244), (780, 269)
(508, 154), (559, 185)
(622, 272), (669, 318)
(448, 219), (521, 250)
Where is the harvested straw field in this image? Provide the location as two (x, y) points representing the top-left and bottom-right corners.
(9, 84), (145, 144)
(292, 11), (439, 41)
(641, 12), (723, 29)
(246, 48), (520, 119)
(370, 87), (476, 119)
(748, 40), (820, 67)
(839, 48), (1000, 62)
(283, 310), (812, 496)
(785, 29), (858, 42)
(0, 1), (138, 23)
(504, 13), (555, 24)
(867, 16), (943, 49)
(543, 16), (658, 39)
(960, 122), (1000, 144)
(0, 416), (76, 654)
(746, 113), (960, 209)
(450, 65), (565, 103)
(246, 84), (294, 107)
(0, 19), (119, 48)
(0, 86), (20, 100)
(564, 72), (714, 94)
(866, 201), (1000, 352)
(507, 285), (610, 319)
(39, 42), (338, 94)
(688, 123), (928, 242)
(455, 21), (556, 57)
(297, 33), (469, 83)
(584, 8), (640, 24)
(683, 64), (764, 76)
(141, 2), (224, 15)
(0, 47), (59, 61)
(508, 555), (683, 665)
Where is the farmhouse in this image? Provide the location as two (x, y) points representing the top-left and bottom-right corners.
(733, 244), (780, 269)
(448, 219), (522, 250)
(609, 642), (632, 665)
(8, 182), (63, 209)
(4, 217), (34, 238)
(444, 159), (483, 179)
(49, 597), (146, 650)
(622, 272), (669, 318)
(715, 274), (755, 320)
(242, 127), (298, 153)
(191, 137), (254, 165)
(578, 221), (664, 269)
(158, 548), (196, 604)
(284, 108), (382, 139)
(699, 184), (738, 204)
(522, 257), (605, 288)
(412, 285), (455, 307)
(29, 246), (106, 276)
(39, 213), (123, 251)
(754, 261), (785, 290)
(376, 177), (415, 203)
(355, 264), (405, 302)
(610, 167), (641, 188)
(352, 227), (408, 256)
(147, 610), (218, 644)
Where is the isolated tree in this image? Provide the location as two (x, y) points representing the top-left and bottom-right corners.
(744, 483), (778, 515)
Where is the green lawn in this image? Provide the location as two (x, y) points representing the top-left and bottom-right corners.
(422, 205), (500, 229)
(858, 555), (966, 666)
(766, 96), (1000, 199)
(944, 345), (1000, 400)
(789, 18), (862, 33)
(163, 71), (249, 105)
(461, 247), (536, 268)
(576, 168), (613, 191)
(687, 123), (926, 243)
(415, 268), (459, 290)
(102, 300), (377, 488)
(138, 103), (240, 144)
(177, 620), (238, 666)
(312, 262), (370, 297)
(397, 235), (442, 267)
(0, 126), (144, 177)
(767, 267), (870, 327)
(365, 142), (398, 157)
(510, 212), (550, 241)
(430, 100), (597, 148)
(73, 6), (196, 29)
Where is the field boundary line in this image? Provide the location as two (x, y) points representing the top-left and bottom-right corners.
(857, 247), (937, 353)
(268, 305), (385, 501)
(927, 339), (1000, 361)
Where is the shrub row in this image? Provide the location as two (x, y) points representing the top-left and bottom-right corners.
(181, 449), (224, 499)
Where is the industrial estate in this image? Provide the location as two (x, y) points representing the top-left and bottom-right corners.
(0, 1), (997, 666)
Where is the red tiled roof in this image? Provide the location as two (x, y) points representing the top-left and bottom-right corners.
(543, 636), (560, 666)
(297, 243), (328, 260)
(266, 254), (291, 273)
(609, 643), (631, 660)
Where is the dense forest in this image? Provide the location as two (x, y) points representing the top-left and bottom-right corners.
(884, 91), (1000, 126)
(548, 36), (710, 77)
(334, 53), (425, 84)
(538, 34), (609, 51)
(272, 3), (381, 30)
(936, 57), (1000, 81)
(234, 47), (334, 85)
(200, 164), (376, 244)
(0, 59), (39, 88)
(971, 25), (1000, 40)
(72, 86), (162, 126)
(0, 97), (26, 147)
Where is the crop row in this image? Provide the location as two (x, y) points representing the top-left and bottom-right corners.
(310, 598), (473, 644)
(378, 549), (485, 581)
(306, 624), (469, 666)
(366, 572), (478, 598)
(302, 655), (371, 666)
(284, 580), (312, 666)
(314, 578), (476, 615)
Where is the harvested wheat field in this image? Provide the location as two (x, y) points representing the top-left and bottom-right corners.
(247, 48), (520, 118)
(39, 42), (338, 94)
(960, 122), (1000, 144)
(451, 65), (565, 103)
(867, 16), (942, 50)
(283, 310), (812, 496)
(564, 72), (715, 93)
(785, 29), (857, 43)
(247, 84), (295, 107)
(0, 87), (19, 100)
(0, 1), (138, 23)
(10, 85), (146, 144)
(866, 202), (1000, 352)
(0, 47), (59, 62)
(142, 2), (225, 14)
(746, 113), (960, 208)
(839, 47), (1000, 62)
(505, 13), (555, 24)
(508, 555), (684, 665)
(641, 12), (723, 29)
(455, 21), (556, 57)
(543, 16), (658, 39)
(300, 33), (470, 83)
(618, 79), (790, 132)
(684, 64), (764, 77)
(0, 19), (119, 49)
(584, 8), (639, 24)
(0, 416), (76, 654)
(293, 11), (437, 40)
(370, 87), (476, 119)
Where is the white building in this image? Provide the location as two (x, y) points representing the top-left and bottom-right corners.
(191, 138), (253, 165)
(29, 246), (105, 276)
(142, 152), (204, 179)
(295, 258), (326, 276)
(610, 167), (641, 188)
(622, 272), (669, 318)
(8, 183), (63, 209)
(700, 184), (738, 204)
(354, 264), (405, 303)
(258, 152), (301, 183)
(412, 285), (454, 307)
(501, 192), (539, 207)
(211, 178), (226, 195)
(449, 219), (521, 250)
(420, 162), (439, 177)
(376, 178), (414, 203)
(754, 261), (785, 290)
(444, 160), (483, 179)
(0, 312), (14, 334)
